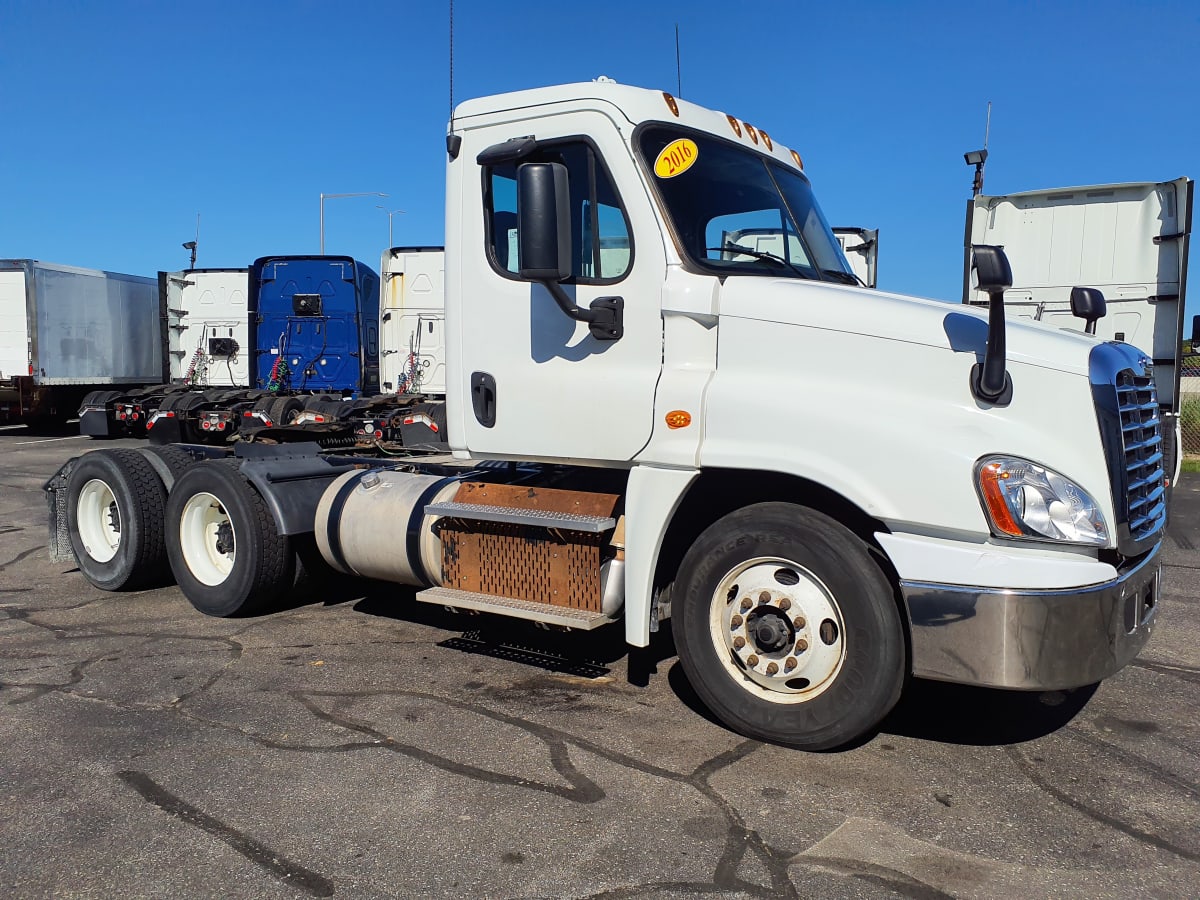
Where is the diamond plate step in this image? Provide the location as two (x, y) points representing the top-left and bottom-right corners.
(415, 587), (614, 630)
(425, 501), (615, 533)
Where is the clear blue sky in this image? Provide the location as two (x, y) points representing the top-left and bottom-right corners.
(1, 0), (1196, 321)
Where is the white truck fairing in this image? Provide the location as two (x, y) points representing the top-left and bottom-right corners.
(165, 269), (250, 387)
(380, 247), (446, 395)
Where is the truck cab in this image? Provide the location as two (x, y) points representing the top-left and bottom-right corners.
(250, 255), (381, 396)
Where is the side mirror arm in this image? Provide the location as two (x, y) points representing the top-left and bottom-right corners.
(969, 244), (1014, 405)
(541, 281), (624, 341)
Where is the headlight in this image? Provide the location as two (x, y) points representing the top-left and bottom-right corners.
(974, 456), (1108, 546)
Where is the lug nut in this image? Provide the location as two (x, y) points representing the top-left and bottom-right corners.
(784, 657), (797, 671)
(794, 616), (806, 629)
(741, 597), (752, 611)
(733, 636), (746, 649)
(747, 654), (759, 667)
(779, 598), (791, 611)
(796, 638), (809, 653)
(731, 614), (743, 627)
(766, 662), (779, 675)
(758, 591), (771, 604)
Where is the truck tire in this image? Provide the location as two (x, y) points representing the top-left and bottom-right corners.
(268, 396), (303, 426)
(165, 459), (295, 617)
(66, 449), (169, 591)
(672, 502), (906, 751)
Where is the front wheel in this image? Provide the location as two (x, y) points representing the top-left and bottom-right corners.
(165, 459), (295, 616)
(673, 502), (906, 751)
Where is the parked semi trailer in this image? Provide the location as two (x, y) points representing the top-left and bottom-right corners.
(0, 260), (161, 425)
(965, 178), (1193, 485)
(47, 80), (1165, 750)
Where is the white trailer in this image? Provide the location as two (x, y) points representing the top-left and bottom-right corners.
(833, 227), (878, 288)
(163, 268), (251, 387)
(0, 260), (160, 423)
(48, 80), (1168, 751)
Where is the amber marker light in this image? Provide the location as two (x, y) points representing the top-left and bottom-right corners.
(665, 410), (692, 429)
(977, 462), (1023, 537)
(744, 123), (759, 144)
(790, 150), (804, 169)
(726, 115), (742, 137)
(662, 92), (680, 116)
(760, 130), (773, 151)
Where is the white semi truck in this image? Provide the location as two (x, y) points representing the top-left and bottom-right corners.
(46, 80), (1165, 750)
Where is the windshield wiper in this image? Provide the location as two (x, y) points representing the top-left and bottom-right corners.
(820, 268), (866, 287)
(707, 243), (813, 279)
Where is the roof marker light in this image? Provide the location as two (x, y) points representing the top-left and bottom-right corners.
(760, 130), (773, 151)
(790, 149), (804, 170)
(744, 123), (759, 145)
(662, 92), (680, 116)
(726, 115), (742, 137)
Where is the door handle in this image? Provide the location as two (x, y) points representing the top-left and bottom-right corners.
(471, 371), (497, 428)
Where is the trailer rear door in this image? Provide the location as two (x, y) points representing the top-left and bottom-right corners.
(0, 265), (30, 380)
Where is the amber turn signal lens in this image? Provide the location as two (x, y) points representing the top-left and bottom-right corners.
(662, 92), (680, 116)
(665, 410), (692, 429)
(977, 462), (1022, 536)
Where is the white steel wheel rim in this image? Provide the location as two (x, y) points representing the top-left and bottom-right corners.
(708, 556), (846, 704)
(76, 479), (121, 563)
(179, 491), (236, 586)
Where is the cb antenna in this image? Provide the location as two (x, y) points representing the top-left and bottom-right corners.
(675, 23), (682, 98)
(446, 0), (462, 158)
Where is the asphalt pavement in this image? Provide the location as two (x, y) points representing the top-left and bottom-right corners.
(1, 425), (1198, 898)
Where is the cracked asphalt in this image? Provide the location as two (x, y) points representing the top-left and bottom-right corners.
(2, 427), (1199, 898)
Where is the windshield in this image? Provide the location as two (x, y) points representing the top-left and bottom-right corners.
(637, 125), (856, 284)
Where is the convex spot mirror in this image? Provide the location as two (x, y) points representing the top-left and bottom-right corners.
(517, 162), (571, 283)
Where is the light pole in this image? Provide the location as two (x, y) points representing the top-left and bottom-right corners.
(376, 206), (406, 248)
(320, 192), (388, 254)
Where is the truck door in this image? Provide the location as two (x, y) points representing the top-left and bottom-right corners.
(455, 110), (665, 462)
(966, 178), (1193, 413)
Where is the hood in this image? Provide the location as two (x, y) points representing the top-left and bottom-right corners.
(718, 277), (1099, 377)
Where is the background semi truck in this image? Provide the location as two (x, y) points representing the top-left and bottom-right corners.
(46, 80), (1169, 751)
(0, 260), (161, 425)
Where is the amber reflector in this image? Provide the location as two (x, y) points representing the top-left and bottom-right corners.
(726, 114), (742, 136)
(665, 410), (692, 429)
(662, 92), (680, 116)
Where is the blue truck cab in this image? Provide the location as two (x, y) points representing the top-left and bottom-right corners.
(250, 256), (380, 395)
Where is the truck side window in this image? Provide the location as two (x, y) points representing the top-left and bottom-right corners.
(485, 140), (632, 283)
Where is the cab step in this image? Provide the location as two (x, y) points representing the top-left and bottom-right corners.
(415, 586), (614, 630)
(425, 500), (615, 532)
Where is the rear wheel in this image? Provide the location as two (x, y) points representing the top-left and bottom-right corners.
(66, 450), (168, 590)
(165, 459), (295, 616)
(673, 502), (906, 751)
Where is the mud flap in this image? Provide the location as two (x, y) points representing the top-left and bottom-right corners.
(43, 460), (75, 564)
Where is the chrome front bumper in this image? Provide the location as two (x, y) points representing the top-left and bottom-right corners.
(903, 542), (1161, 690)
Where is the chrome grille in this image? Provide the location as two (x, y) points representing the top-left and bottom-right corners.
(1114, 369), (1166, 542)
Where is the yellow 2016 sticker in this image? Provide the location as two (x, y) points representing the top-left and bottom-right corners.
(654, 138), (699, 178)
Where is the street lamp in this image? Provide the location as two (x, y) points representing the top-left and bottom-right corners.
(320, 192), (388, 254)
(376, 206), (406, 248)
